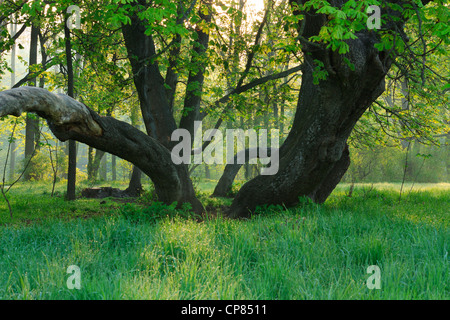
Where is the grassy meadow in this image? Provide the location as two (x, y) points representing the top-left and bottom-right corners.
(0, 181), (448, 300)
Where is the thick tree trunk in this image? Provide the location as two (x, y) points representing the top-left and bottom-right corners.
(308, 144), (351, 204)
(229, 39), (389, 217)
(121, 12), (202, 213)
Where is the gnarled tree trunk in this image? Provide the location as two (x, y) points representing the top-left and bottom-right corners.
(228, 34), (391, 217)
(224, 0), (434, 218)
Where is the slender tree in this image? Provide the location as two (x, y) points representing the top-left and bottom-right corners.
(64, 11), (77, 201)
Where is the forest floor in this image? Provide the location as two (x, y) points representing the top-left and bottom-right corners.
(0, 181), (448, 299)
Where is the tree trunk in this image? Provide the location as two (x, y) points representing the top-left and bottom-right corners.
(100, 152), (107, 181)
(24, 24), (39, 181)
(125, 165), (142, 197)
(65, 16), (77, 200)
(229, 37), (390, 217)
(67, 140), (77, 199)
(8, 21), (16, 182)
(87, 149), (105, 180)
(111, 155), (117, 181)
(213, 148), (275, 197)
(122, 12), (203, 213)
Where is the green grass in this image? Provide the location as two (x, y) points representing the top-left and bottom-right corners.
(0, 182), (448, 299)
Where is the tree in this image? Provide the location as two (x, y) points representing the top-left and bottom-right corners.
(64, 9), (77, 201)
(228, 0), (449, 217)
(0, 0), (448, 217)
(23, 24), (40, 181)
(8, 20), (16, 181)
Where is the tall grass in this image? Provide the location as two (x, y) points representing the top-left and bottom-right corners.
(0, 182), (448, 299)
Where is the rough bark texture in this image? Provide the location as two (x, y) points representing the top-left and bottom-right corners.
(229, 36), (390, 217)
(308, 144), (351, 204)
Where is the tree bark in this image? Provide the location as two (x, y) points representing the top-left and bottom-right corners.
(99, 152), (107, 181)
(87, 149), (105, 180)
(229, 37), (390, 217)
(111, 155), (117, 181)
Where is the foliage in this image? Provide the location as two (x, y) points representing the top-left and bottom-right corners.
(343, 140), (449, 183)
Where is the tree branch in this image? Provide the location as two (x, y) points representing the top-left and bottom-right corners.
(0, 87), (188, 205)
(198, 64), (302, 151)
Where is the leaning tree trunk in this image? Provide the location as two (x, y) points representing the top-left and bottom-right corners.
(225, 0), (432, 218)
(0, 87), (203, 213)
(229, 37), (390, 217)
